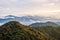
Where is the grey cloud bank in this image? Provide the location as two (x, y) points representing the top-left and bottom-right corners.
(0, 0), (60, 18)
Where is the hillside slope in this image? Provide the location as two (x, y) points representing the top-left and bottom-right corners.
(34, 26), (60, 40)
(0, 21), (53, 40)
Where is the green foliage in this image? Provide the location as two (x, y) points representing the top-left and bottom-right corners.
(0, 21), (47, 40)
(0, 21), (60, 40)
(34, 26), (60, 40)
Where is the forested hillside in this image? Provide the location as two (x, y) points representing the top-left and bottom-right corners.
(0, 21), (60, 40)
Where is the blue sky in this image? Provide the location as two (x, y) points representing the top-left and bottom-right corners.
(0, 0), (60, 18)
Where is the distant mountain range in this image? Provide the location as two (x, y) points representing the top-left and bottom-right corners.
(0, 15), (60, 25)
(0, 15), (45, 25)
(29, 21), (59, 27)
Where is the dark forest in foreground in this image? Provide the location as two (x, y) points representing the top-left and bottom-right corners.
(0, 21), (60, 40)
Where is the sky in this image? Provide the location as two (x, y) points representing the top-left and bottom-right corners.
(0, 0), (60, 18)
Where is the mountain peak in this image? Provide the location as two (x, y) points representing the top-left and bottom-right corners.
(5, 15), (15, 17)
(5, 15), (17, 18)
(0, 21), (51, 40)
(1, 21), (23, 27)
(8, 21), (19, 23)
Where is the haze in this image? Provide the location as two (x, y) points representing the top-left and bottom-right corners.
(0, 0), (60, 18)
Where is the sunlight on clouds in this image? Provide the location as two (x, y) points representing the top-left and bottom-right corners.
(7, 0), (18, 2)
(0, 7), (60, 18)
(0, 0), (60, 19)
(32, 0), (47, 2)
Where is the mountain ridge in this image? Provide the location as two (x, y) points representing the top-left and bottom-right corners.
(0, 21), (50, 40)
(29, 21), (59, 27)
(0, 15), (60, 25)
(0, 21), (60, 40)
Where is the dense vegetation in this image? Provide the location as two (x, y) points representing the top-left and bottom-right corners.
(34, 26), (60, 40)
(0, 21), (60, 40)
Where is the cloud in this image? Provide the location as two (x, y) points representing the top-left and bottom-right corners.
(0, 0), (60, 8)
(0, 0), (60, 18)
